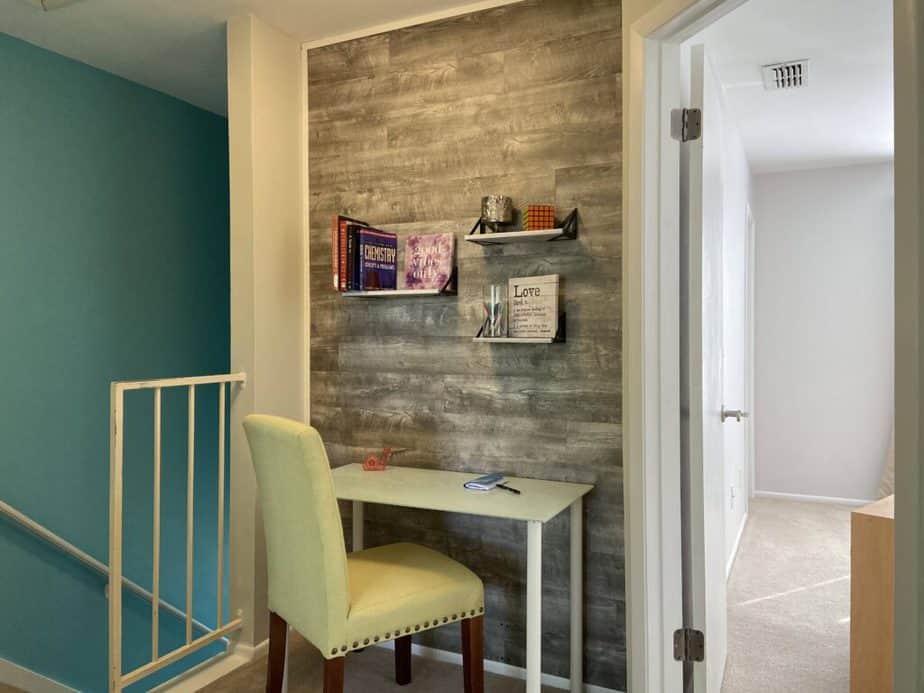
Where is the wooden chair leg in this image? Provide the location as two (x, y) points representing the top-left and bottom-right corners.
(324, 656), (345, 693)
(395, 634), (412, 685)
(266, 612), (287, 693)
(461, 616), (484, 693)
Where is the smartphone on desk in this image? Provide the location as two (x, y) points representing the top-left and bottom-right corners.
(464, 472), (505, 491)
(464, 472), (521, 495)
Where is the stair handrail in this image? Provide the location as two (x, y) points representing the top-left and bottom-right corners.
(0, 497), (214, 636)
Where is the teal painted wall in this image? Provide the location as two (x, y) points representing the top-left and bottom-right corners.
(0, 31), (230, 691)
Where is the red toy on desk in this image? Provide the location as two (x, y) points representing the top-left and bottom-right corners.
(362, 447), (406, 471)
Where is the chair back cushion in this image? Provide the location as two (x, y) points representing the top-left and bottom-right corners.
(243, 414), (349, 650)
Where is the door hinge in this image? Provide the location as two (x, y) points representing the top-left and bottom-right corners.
(673, 628), (705, 662)
(671, 108), (702, 142)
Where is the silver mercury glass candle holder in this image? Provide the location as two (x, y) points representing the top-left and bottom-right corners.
(481, 195), (514, 232)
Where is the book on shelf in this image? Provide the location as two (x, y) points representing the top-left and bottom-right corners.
(347, 225), (356, 290)
(357, 227), (398, 290)
(404, 233), (456, 290)
(508, 274), (560, 339)
(332, 214), (366, 291)
(345, 223), (398, 291)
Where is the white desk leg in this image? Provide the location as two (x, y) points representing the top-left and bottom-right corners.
(352, 500), (364, 552)
(527, 520), (542, 693)
(570, 498), (583, 693)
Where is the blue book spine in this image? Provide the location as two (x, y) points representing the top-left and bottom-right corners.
(346, 225), (361, 291)
(358, 228), (398, 290)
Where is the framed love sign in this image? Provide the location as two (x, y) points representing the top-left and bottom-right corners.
(507, 274), (560, 339)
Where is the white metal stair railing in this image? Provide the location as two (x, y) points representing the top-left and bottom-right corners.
(109, 372), (246, 693)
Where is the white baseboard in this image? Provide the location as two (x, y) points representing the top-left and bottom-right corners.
(0, 658), (77, 693)
(726, 512), (748, 578)
(232, 636), (269, 661)
(151, 637), (268, 692)
(754, 490), (875, 507)
(375, 639), (622, 693)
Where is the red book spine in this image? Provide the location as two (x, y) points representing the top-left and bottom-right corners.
(331, 215), (339, 290)
(339, 219), (349, 292)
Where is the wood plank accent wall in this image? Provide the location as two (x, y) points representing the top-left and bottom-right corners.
(307, 0), (623, 686)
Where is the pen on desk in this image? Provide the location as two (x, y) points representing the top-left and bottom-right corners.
(496, 483), (521, 495)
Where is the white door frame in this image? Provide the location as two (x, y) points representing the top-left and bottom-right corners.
(744, 203), (756, 501)
(622, 1), (921, 692)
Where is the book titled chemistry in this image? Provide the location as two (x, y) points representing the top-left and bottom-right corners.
(356, 227), (398, 290)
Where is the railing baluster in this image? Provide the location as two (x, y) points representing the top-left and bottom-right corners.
(152, 387), (162, 661)
(109, 384), (124, 693)
(186, 384), (195, 645)
(217, 382), (225, 628)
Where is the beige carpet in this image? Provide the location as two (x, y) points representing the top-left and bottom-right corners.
(722, 497), (852, 693)
(202, 631), (556, 692)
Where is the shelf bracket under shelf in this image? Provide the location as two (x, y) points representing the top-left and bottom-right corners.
(475, 312), (566, 343)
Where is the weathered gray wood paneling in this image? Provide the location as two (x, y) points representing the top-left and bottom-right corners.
(308, 0), (623, 687)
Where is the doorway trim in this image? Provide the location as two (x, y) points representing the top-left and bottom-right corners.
(622, 1), (919, 692)
(745, 202), (756, 500)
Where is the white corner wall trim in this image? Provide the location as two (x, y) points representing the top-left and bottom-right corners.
(375, 640), (621, 693)
(754, 490), (876, 507)
(231, 636), (269, 661)
(726, 512), (748, 578)
(0, 658), (78, 693)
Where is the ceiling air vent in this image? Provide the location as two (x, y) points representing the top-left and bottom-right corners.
(761, 60), (809, 90)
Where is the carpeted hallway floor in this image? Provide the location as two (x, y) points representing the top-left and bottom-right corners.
(722, 497), (852, 693)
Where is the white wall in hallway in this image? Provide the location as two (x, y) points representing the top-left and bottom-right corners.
(753, 162), (894, 502)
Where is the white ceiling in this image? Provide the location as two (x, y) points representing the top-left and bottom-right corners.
(0, 0), (504, 115)
(692, 0), (893, 174)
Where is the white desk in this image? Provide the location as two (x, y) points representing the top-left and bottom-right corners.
(331, 463), (593, 693)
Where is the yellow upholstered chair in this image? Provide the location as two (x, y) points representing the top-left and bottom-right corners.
(243, 415), (485, 693)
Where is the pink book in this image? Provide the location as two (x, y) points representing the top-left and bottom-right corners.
(404, 233), (455, 290)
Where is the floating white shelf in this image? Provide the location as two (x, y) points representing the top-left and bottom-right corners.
(473, 337), (558, 344)
(342, 287), (455, 298)
(464, 228), (569, 246)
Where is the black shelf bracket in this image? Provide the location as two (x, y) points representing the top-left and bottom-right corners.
(474, 312), (566, 343)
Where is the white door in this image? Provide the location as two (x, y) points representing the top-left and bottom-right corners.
(722, 204), (754, 569)
(680, 44), (727, 693)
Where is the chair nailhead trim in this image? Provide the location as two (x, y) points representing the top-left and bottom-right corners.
(345, 605), (488, 653)
(331, 648), (338, 655)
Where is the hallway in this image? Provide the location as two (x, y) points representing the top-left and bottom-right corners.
(722, 498), (851, 692)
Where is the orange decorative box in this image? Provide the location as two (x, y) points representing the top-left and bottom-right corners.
(524, 205), (556, 231)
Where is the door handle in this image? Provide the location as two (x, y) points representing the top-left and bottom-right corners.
(721, 408), (749, 423)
